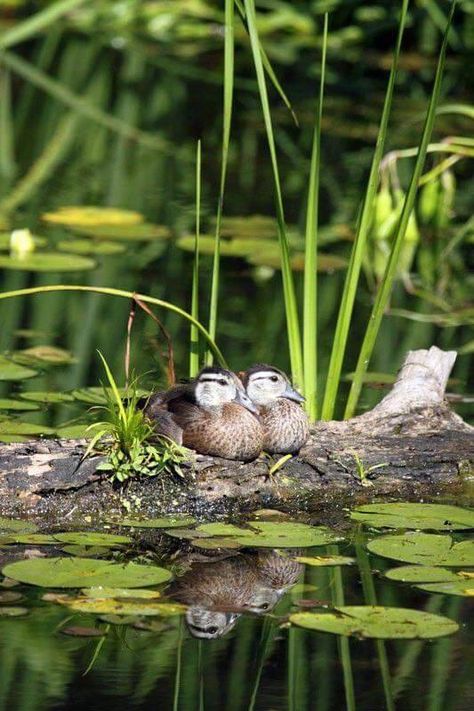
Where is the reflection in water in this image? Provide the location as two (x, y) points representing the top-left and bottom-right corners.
(168, 550), (303, 638)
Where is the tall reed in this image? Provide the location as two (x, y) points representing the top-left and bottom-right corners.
(190, 140), (201, 377)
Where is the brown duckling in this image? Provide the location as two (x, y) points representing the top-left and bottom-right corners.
(243, 364), (309, 454)
(145, 366), (264, 461)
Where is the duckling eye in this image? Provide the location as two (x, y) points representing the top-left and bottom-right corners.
(219, 379), (227, 386)
(259, 603), (269, 610)
(270, 376), (278, 383)
(207, 626), (218, 634)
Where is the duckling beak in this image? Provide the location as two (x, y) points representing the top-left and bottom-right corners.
(235, 389), (259, 414)
(283, 384), (305, 403)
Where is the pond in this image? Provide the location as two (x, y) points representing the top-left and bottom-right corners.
(1, 502), (474, 710)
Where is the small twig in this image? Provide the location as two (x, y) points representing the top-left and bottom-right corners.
(125, 298), (136, 388)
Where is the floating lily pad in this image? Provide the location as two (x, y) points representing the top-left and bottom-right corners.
(62, 545), (110, 557)
(367, 532), (474, 567)
(0, 591), (23, 604)
(0, 607), (28, 617)
(61, 626), (105, 637)
(53, 596), (185, 616)
(192, 538), (244, 550)
(82, 587), (161, 599)
(385, 565), (474, 597)
(216, 214), (278, 239)
(192, 522), (344, 549)
(14, 346), (75, 365)
(53, 533), (131, 546)
(0, 518), (38, 535)
(0, 398), (40, 411)
(55, 424), (93, 439)
(2, 557), (172, 588)
(0, 253), (96, 272)
(0, 421), (55, 436)
(70, 223), (171, 241)
(6, 534), (58, 545)
(0, 356), (38, 381)
(176, 235), (256, 257)
(57, 239), (126, 255)
(111, 516), (196, 529)
(290, 606), (459, 639)
(42, 206), (143, 227)
(351, 503), (474, 530)
(295, 555), (355, 567)
(19, 391), (74, 403)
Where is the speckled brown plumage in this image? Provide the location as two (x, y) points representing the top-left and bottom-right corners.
(259, 398), (309, 454)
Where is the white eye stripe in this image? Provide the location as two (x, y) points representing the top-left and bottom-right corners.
(250, 372), (280, 381)
(199, 376), (229, 383)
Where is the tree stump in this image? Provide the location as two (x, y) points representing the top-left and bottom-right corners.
(0, 346), (472, 523)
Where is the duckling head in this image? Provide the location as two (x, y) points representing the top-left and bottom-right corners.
(194, 367), (258, 413)
(185, 607), (240, 639)
(244, 364), (305, 407)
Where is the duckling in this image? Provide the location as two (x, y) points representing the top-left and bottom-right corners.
(145, 366), (264, 461)
(243, 364), (309, 454)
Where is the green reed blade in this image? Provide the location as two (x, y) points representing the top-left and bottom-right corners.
(0, 68), (15, 187)
(0, 0), (89, 51)
(0, 50), (176, 157)
(303, 14), (328, 420)
(173, 619), (183, 711)
(190, 140), (201, 377)
(206, 0), (234, 365)
(0, 285), (227, 367)
(344, 0), (456, 419)
(243, 0), (303, 387)
(329, 545), (355, 711)
(320, 0), (410, 421)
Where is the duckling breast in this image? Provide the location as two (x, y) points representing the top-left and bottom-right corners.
(260, 399), (309, 454)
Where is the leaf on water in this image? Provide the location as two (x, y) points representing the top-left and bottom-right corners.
(14, 346), (75, 365)
(69, 223), (171, 241)
(192, 538), (244, 550)
(57, 239), (126, 255)
(2, 557), (172, 588)
(5, 534), (58, 545)
(0, 591), (23, 604)
(53, 533), (131, 546)
(0, 421), (55, 436)
(367, 532), (474, 567)
(385, 565), (474, 597)
(53, 597), (185, 616)
(0, 253), (96, 272)
(109, 516), (196, 529)
(0, 398), (40, 411)
(295, 555), (355, 567)
(62, 545), (110, 558)
(0, 356), (38, 381)
(61, 626), (106, 637)
(42, 206), (144, 227)
(290, 605), (459, 639)
(0, 606), (28, 617)
(352, 503), (474, 530)
(99, 615), (141, 625)
(19, 391), (74, 403)
(192, 522), (344, 549)
(82, 587), (161, 599)
(0, 517), (38, 535)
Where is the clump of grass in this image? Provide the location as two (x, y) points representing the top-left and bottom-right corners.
(86, 351), (188, 485)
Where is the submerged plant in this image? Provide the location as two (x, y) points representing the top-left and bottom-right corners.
(86, 352), (189, 484)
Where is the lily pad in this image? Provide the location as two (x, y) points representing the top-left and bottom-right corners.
(290, 606), (459, 639)
(351, 503), (474, 530)
(0, 591), (24, 604)
(367, 532), (474, 567)
(0, 253), (96, 272)
(0, 421), (55, 436)
(14, 346), (75, 365)
(0, 607), (28, 617)
(0, 398), (40, 411)
(70, 223), (171, 241)
(192, 522), (344, 549)
(2, 557), (172, 588)
(295, 555), (355, 567)
(0, 356), (38, 381)
(53, 596), (185, 616)
(61, 626), (105, 637)
(55, 424), (93, 438)
(192, 538), (244, 550)
(111, 516), (196, 529)
(82, 587), (161, 599)
(19, 391), (74, 403)
(53, 533), (131, 546)
(57, 239), (126, 255)
(6, 534), (58, 545)
(385, 565), (474, 597)
(62, 545), (110, 557)
(0, 518), (38, 535)
(42, 206), (143, 227)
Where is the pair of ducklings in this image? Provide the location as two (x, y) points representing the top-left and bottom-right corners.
(144, 365), (309, 461)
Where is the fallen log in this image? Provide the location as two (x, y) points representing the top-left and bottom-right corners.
(0, 346), (472, 523)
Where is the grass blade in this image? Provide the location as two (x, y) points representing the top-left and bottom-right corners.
(303, 14), (328, 420)
(329, 546), (355, 711)
(96, 350), (127, 426)
(320, 0), (410, 420)
(206, 0), (234, 364)
(344, 0), (456, 418)
(243, 0), (303, 387)
(0, 0), (90, 51)
(190, 140), (201, 377)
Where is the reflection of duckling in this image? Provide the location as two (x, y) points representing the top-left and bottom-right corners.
(167, 550), (303, 639)
(243, 365), (309, 454)
(145, 367), (263, 461)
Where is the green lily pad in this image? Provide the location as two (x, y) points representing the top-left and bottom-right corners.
(216, 214), (278, 239)
(294, 555), (355, 567)
(110, 516), (196, 529)
(61, 626), (105, 637)
(53, 596), (185, 616)
(6, 534), (58, 545)
(42, 206), (143, 227)
(0, 591), (23, 604)
(416, 581), (474, 597)
(19, 391), (74, 403)
(82, 587), (161, 599)
(0, 607), (28, 617)
(385, 565), (474, 597)
(69, 223), (171, 241)
(351, 503), (474, 530)
(290, 606), (459, 639)
(0, 398), (40, 411)
(367, 532), (474, 567)
(55, 424), (93, 439)
(0, 356), (38, 381)
(62, 545), (110, 557)
(57, 239), (126, 255)
(0, 421), (55, 436)
(176, 235), (255, 257)
(0, 253), (96, 272)
(0, 518), (38, 535)
(192, 522), (344, 549)
(192, 538), (244, 550)
(14, 346), (75, 365)
(2, 557), (172, 588)
(53, 533), (131, 546)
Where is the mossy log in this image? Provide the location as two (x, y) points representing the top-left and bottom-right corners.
(0, 347), (472, 522)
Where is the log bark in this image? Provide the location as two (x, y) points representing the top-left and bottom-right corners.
(0, 346), (472, 522)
